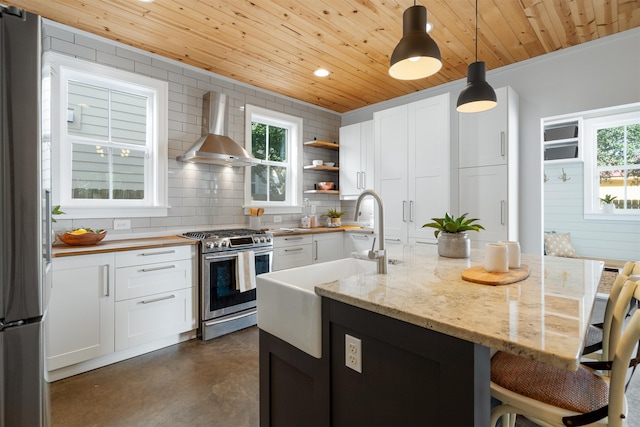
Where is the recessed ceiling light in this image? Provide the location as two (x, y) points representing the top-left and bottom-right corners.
(138, 0), (155, 3)
(314, 68), (330, 77)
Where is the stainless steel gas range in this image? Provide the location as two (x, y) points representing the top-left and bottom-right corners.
(183, 228), (273, 340)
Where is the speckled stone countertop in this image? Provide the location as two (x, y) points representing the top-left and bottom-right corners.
(315, 244), (603, 371)
(52, 235), (197, 257)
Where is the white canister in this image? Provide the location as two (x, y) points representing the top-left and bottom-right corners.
(498, 240), (521, 269)
(484, 243), (509, 273)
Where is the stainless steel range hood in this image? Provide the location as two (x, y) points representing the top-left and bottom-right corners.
(177, 91), (260, 166)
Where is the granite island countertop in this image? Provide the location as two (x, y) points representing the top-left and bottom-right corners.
(315, 244), (603, 371)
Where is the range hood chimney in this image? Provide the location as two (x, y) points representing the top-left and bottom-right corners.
(176, 92), (260, 166)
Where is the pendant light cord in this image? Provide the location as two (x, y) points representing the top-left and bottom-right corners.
(475, 0), (478, 62)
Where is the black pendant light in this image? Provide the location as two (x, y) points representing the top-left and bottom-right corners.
(389, 1), (442, 80)
(456, 0), (497, 113)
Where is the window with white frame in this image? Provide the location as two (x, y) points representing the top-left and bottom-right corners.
(583, 110), (640, 218)
(46, 53), (168, 218)
(244, 104), (302, 213)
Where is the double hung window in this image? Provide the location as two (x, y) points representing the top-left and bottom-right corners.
(47, 53), (168, 218)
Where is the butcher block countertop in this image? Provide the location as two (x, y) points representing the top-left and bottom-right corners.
(52, 235), (197, 258)
(315, 244), (603, 371)
(269, 225), (373, 237)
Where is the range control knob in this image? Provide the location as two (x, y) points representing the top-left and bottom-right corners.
(260, 237), (266, 243)
(206, 241), (215, 249)
(253, 237), (259, 244)
(213, 241), (220, 248)
(221, 240), (229, 247)
(266, 236), (272, 242)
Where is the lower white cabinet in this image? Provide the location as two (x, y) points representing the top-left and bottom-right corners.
(273, 232), (345, 271)
(114, 246), (196, 351)
(47, 253), (115, 371)
(313, 233), (343, 263)
(273, 234), (313, 271)
(46, 244), (197, 376)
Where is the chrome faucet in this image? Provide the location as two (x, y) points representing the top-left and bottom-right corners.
(354, 189), (387, 274)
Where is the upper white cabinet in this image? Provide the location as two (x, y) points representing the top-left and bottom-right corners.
(459, 86), (517, 168)
(339, 120), (374, 199)
(458, 86), (519, 247)
(375, 93), (450, 245)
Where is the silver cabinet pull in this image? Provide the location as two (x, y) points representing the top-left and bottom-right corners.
(140, 294), (176, 304)
(409, 200), (414, 222)
(140, 265), (176, 273)
(102, 265), (109, 297)
(139, 250), (176, 256)
(402, 201), (408, 222)
(356, 172), (361, 189)
(501, 200), (506, 225)
(350, 234), (370, 241)
(284, 236), (303, 241)
(314, 240), (318, 261)
(415, 241), (433, 245)
(284, 247), (304, 252)
(385, 238), (402, 242)
(45, 190), (52, 262)
(500, 131), (506, 157)
(361, 171), (366, 189)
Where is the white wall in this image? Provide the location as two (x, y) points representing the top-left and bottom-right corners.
(342, 28), (640, 255)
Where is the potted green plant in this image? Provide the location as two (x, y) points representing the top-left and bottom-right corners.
(327, 208), (346, 227)
(422, 213), (484, 258)
(600, 194), (617, 213)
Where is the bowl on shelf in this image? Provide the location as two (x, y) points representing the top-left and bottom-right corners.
(324, 162), (335, 167)
(312, 160), (323, 166)
(317, 182), (335, 191)
(57, 229), (107, 246)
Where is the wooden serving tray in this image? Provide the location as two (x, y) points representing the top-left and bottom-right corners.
(461, 265), (530, 286)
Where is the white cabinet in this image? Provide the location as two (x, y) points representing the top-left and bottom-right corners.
(458, 86), (519, 247)
(46, 244), (197, 378)
(339, 120), (374, 199)
(114, 246), (196, 351)
(46, 253), (115, 371)
(375, 93), (450, 245)
(313, 233), (344, 263)
(273, 234), (313, 271)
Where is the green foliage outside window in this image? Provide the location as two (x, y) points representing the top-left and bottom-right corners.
(251, 122), (288, 202)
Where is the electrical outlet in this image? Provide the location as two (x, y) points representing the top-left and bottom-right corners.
(273, 215), (282, 223)
(113, 219), (131, 230)
(345, 334), (362, 373)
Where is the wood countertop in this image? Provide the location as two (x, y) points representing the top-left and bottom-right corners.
(315, 244), (603, 371)
(52, 235), (197, 258)
(269, 225), (373, 237)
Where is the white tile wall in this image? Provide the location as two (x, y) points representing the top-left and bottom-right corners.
(44, 22), (343, 237)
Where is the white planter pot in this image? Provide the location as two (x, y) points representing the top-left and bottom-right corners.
(602, 203), (615, 214)
(437, 232), (470, 258)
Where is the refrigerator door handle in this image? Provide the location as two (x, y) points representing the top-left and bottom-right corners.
(45, 190), (52, 262)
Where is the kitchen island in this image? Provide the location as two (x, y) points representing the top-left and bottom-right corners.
(259, 244), (603, 426)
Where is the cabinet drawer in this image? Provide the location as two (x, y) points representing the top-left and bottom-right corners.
(115, 258), (195, 301)
(273, 245), (312, 271)
(115, 287), (196, 351)
(115, 245), (194, 268)
(274, 234), (312, 248)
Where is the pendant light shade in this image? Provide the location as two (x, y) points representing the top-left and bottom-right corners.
(389, 5), (442, 80)
(456, 0), (497, 113)
(456, 61), (497, 113)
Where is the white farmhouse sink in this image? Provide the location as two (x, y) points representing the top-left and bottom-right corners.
(256, 258), (377, 358)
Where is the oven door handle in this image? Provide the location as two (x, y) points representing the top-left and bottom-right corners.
(204, 308), (257, 326)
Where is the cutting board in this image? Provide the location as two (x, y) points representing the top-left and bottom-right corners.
(461, 265), (530, 286)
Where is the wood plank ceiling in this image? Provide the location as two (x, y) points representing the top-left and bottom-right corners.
(6, 0), (640, 113)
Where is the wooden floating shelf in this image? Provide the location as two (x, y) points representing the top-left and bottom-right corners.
(303, 190), (340, 194)
(304, 140), (339, 150)
(303, 165), (339, 171)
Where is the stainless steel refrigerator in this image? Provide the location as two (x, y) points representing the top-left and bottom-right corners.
(0, 6), (51, 426)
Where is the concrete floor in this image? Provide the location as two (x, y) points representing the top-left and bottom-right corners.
(51, 327), (259, 427)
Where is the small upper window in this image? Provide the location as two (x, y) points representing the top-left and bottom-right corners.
(584, 110), (640, 218)
(46, 53), (168, 218)
(244, 104), (302, 213)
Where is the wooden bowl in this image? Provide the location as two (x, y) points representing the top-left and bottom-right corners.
(57, 230), (107, 246)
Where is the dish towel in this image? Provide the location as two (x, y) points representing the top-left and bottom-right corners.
(236, 250), (256, 292)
